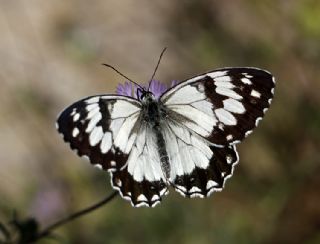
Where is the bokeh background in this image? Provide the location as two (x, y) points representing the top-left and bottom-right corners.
(1, 0), (320, 243)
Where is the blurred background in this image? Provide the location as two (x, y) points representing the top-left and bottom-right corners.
(1, 0), (320, 243)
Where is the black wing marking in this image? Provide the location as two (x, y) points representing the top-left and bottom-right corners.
(161, 67), (275, 145)
(161, 119), (238, 197)
(172, 145), (239, 198)
(56, 95), (141, 171)
(109, 122), (169, 207)
(110, 169), (168, 207)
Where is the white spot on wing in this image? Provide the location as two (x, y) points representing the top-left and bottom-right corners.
(72, 128), (79, 137)
(214, 76), (232, 83)
(82, 155), (89, 161)
(241, 77), (252, 85)
(189, 186), (201, 193)
(250, 90), (261, 98)
(160, 188), (167, 196)
(151, 195), (160, 202)
(226, 134), (233, 141)
(73, 113), (80, 122)
(165, 85), (206, 105)
(223, 98), (245, 114)
(176, 185), (187, 193)
(116, 179), (122, 187)
(135, 202), (149, 207)
(215, 108), (237, 126)
(245, 130), (252, 137)
(100, 132), (112, 153)
(70, 109), (76, 116)
(86, 96), (100, 104)
(215, 87), (242, 100)
(89, 126), (104, 146)
(137, 194), (148, 202)
(206, 180), (218, 189)
(226, 155), (234, 164)
(94, 164), (103, 170)
(243, 73), (253, 79)
(255, 117), (262, 126)
(208, 71), (228, 78)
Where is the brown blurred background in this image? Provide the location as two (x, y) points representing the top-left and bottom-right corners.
(1, 0), (320, 243)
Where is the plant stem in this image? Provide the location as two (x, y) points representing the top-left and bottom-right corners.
(36, 191), (118, 241)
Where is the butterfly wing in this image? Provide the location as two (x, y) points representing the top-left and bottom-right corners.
(162, 119), (238, 197)
(57, 95), (168, 206)
(160, 67), (274, 197)
(56, 95), (142, 171)
(160, 67), (275, 145)
(110, 122), (168, 207)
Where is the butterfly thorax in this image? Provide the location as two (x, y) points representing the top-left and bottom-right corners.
(141, 91), (170, 181)
(141, 92), (163, 125)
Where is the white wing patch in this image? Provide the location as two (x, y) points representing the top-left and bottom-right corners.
(163, 84), (217, 138)
(162, 121), (212, 180)
(164, 85), (206, 105)
(215, 108), (237, 126)
(110, 99), (141, 118)
(57, 95), (142, 173)
(100, 132), (112, 153)
(127, 123), (165, 182)
(222, 98), (245, 114)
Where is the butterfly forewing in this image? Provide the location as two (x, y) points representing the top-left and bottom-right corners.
(161, 67), (275, 145)
(56, 95), (142, 171)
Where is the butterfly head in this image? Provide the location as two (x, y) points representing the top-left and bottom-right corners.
(138, 89), (155, 102)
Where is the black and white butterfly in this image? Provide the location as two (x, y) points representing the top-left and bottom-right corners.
(57, 63), (275, 207)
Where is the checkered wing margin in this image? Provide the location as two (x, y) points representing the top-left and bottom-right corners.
(161, 67), (275, 145)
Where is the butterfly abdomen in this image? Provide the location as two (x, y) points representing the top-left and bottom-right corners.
(141, 95), (170, 181)
(153, 124), (170, 180)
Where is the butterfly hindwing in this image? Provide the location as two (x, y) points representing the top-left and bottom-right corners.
(110, 122), (169, 207)
(161, 119), (238, 197)
(173, 145), (238, 198)
(110, 168), (168, 207)
(161, 67), (275, 145)
(56, 95), (141, 171)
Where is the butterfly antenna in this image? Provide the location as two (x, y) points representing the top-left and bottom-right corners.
(102, 63), (144, 89)
(148, 47), (167, 91)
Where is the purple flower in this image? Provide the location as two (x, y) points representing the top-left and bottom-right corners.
(116, 81), (137, 98)
(116, 80), (179, 99)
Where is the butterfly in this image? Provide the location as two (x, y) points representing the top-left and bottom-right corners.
(56, 51), (275, 207)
